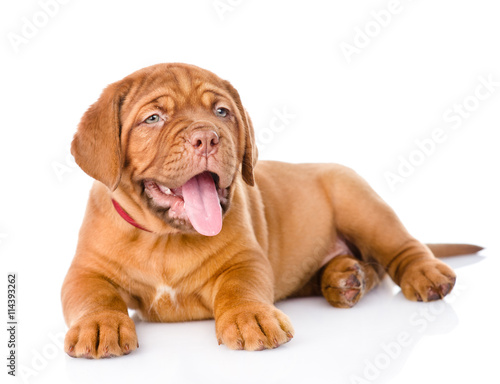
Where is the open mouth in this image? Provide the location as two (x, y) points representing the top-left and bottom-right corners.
(143, 172), (229, 236)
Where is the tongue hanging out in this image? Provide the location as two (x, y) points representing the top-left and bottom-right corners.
(181, 172), (223, 236)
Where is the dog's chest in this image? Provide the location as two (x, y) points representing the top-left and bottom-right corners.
(144, 284), (180, 320)
(119, 256), (214, 322)
(153, 284), (178, 304)
(126, 281), (212, 322)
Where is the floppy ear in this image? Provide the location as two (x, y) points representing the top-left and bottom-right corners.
(222, 81), (258, 186)
(71, 81), (130, 191)
(240, 110), (258, 186)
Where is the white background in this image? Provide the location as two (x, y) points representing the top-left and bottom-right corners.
(1, 1), (499, 383)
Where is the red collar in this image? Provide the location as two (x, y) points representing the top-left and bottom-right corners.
(111, 199), (151, 232)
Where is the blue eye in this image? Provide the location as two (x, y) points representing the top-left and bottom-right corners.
(145, 114), (160, 124)
(215, 107), (229, 118)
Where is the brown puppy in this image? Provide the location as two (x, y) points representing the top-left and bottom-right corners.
(62, 63), (481, 358)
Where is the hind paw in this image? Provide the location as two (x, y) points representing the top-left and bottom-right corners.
(321, 259), (365, 308)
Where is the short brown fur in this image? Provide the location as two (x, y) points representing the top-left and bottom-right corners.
(62, 63), (481, 357)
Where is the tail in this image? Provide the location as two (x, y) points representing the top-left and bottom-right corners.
(426, 243), (484, 258)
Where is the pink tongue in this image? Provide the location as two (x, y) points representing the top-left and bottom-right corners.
(182, 172), (222, 236)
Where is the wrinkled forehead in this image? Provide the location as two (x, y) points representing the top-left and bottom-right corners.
(120, 64), (235, 123)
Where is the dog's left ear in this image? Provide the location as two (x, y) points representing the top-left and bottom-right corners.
(240, 109), (258, 186)
(223, 81), (258, 186)
(71, 80), (131, 191)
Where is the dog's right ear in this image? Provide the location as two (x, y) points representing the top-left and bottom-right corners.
(71, 80), (130, 191)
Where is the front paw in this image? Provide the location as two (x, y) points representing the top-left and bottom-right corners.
(64, 310), (138, 358)
(216, 303), (294, 351)
(399, 259), (456, 302)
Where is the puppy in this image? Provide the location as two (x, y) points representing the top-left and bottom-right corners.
(62, 63), (481, 357)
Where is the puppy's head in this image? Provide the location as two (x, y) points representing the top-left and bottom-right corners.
(72, 63), (257, 236)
